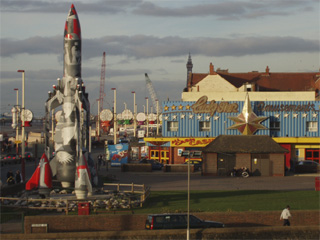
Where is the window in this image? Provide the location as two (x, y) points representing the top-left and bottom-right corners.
(199, 121), (210, 131)
(168, 121), (178, 132)
(270, 121), (280, 131)
(307, 122), (318, 132)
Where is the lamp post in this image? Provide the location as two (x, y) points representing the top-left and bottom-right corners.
(145, 97), (149, 137)
(111, 88), (117, 144)
(14, 88), (19, 155)
(156, 99), (159, 136)
(132, 91), (136, 137)
(181, 150), (202, 240)
(97, 99), (100, 139)
(17, 70), (25, 181)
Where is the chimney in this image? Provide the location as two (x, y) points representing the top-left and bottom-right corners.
(209, 62), (216, 75)
(266, 66), (270, 74)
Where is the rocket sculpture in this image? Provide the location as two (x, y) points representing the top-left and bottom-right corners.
(36, 4), (97, 199)
(26, 153), (52, 197)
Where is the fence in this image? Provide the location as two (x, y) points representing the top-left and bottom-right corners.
(103, 183), (151, 207)
(0, 183), (151, 215)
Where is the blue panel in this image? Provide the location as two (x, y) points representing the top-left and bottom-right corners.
(161, 100), (319, 137)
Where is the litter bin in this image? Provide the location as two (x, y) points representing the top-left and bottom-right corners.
(78, 202), (90, 215)
(315, 177), (320, 191)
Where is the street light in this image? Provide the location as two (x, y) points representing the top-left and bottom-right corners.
(145, 97), (149, 137)
(111, 88), (117, 144)
(14, 88), (19, 154)
(181, 150), (202, 240)
(132, 91), (136, 137)
(156, 99), (159, 136)
(17, 70), (25, 181)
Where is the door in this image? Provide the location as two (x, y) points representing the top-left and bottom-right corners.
(217, 153), (236, 176)
(251, 154), (270, 176)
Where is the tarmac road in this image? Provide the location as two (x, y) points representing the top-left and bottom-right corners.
(99, 165), (319, 191)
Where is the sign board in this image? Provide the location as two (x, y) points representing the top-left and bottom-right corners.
(109, 144), (129, 167)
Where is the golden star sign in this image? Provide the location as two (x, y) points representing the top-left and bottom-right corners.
(171, 105), (176, 110)
(186, 105), (190, 110)
(164, 106), (169, 111)
(228, 94), (267, 135)
(178, 104), (184, 110)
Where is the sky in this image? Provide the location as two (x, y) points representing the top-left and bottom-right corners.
(0, 0), (319, 118)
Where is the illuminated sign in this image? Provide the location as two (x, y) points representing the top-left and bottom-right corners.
(191, 96), (238, 116)
(171, 138), (214, 147)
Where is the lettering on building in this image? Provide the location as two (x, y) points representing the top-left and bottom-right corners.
(256, 102), (316, 112)
(191, 96), (238, 116)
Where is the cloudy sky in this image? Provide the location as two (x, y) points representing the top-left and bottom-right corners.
(1, 0), (319, 117)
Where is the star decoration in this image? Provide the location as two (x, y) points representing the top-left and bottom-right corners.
(205, 116), (211, 120)
(228, 94), (267, 135)
(172, 115), (177, 120)
(302, 113), (307, 118)
(189, 114), (193, 119)
(171, 105), (176, 110)
(164, 106), (169, 111)
(178, 105), (184, 110)
(181, 114), (185, 119)
(197, 115), (202, 120)
(214, 116), (220, 120)
(274, 114), (280, 119)
(284, 113), (289, 118)
(186, 105), (190, 110)
(293, 113), (298, 118)
(312, 113), (318, 118)
(164, 116), (169, 120)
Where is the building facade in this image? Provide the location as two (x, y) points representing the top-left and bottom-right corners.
(144, 60), (320, 175)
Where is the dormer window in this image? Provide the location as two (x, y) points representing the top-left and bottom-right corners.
(245, 83), (252, 92)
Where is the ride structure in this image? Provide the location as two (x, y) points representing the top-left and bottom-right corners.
(145, 73), (162, 113)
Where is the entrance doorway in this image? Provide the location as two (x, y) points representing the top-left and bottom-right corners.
(217, 153), (235, 176)
(251, 154), (270, 176)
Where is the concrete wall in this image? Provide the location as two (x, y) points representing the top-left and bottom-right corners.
(270, 154), (285, 176)
(203, 153), (217, 176)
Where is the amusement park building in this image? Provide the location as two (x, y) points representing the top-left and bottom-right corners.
(144, 60), (320, 176)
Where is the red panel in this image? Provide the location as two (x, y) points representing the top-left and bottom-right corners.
(280, 144), (291, 168)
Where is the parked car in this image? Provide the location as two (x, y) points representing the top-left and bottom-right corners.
(139, 159), (164, 170)
(295, 160), (320, 173)
(2, 153), (19, 160)
(145, 213), (224, 230)
(24, 152), (34, 161)
(184, 160), (202, 171)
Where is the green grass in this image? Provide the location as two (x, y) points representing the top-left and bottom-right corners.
(134, 190), (320, 214)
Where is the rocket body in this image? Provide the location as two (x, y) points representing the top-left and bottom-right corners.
(43, 4), (94, 199)
(64, 4), (81, 79)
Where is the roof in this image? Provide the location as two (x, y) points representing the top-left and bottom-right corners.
(202, 135), (289, 154)
(187, 66), (319, 93)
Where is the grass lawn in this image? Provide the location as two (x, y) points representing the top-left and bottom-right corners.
(134, 190), (320, 214)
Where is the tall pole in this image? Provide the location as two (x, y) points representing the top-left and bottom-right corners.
(146, 97), (149, 137)
(112, 88), (117, 144)
(156, 99), (159, 136)
(14, 88), (19, 155)
(187, 152), (191, 240)
(132, 91), (136, 137)
(124, 102), (127, 130)
(17, 70), (25, 181)
(97, 99), (100, 139)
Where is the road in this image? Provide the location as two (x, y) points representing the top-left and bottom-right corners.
(1, 143), (318, 191)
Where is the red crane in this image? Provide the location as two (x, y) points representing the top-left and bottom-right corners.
(99, 52), (106, 112)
